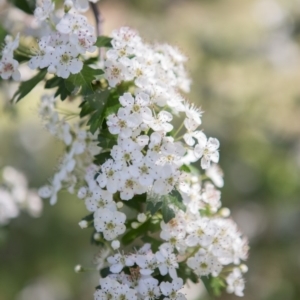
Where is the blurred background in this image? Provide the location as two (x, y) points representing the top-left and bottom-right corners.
(1, 0), (300, 299)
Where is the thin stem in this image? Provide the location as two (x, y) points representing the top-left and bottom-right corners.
(90, 2), (102, 37)
(90, 2), (104, 60)
(173, 121), (184, 138)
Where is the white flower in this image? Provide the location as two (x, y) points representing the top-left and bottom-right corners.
(107, 108), (140, 138)
(187, 249), (222, 277)
(97, 159), (122, 193)
(34, 0), (54, 22)
(201, 183), (221, 213)
(194, 132), (220, 169)
(85, 187), (116, 212)
(0, 189), (19, 225)
(226, 268), (245, 297)
(0, 57), (20, 81)
(104, 60), (128, 87)
(107, 253), (135, 273)
(155, 244), (178, 278)
(160, 278), (186, 300)
(153, 165), (180, 195)
(94, 208), (126, 241)
(49, 44), (83, 78)
(138, 278), (161, 300)
(205, 163), (224, 188)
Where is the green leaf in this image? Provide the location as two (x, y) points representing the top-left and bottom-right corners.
(95, 36), (113, 48)
(93, 151), (111, 165)
(81, 213), (94, 222)
(121, 217), (160, 245)
(97, 133), (117, 150)
(141, 236), (161, 252)
(100, 267), (110, 277)
(177, 262), (199, 284)
(85, 89), (110, 134)
(146, 201), (162, 216)
(179, 164), (192, 173)
(169, 189), (186, 212)
(45, 76), (76, 101)
(161, 201), (175, 223)
(12, 69), (47, 102)
(123, 193), (147, 210)
(10, 0), (35, 14)
(67, 65), (104, 94)
(201, 275), (225, 297)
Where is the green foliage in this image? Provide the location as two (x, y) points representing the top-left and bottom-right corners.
(146, 201), (162, 215)
(45, 76), (74, 101)
(9, 0), (35, 14)
(123, 193), (146, 210)
(12, 69), (47, 102)
(93, 151), (111, 165)
(146, 190), (186, 223)
(97, 129), (118, 149)
(85, 89), (111, 134)
(68, 65), (104, 94)
(201, 276), (226, 297)
(121, 217), (160, 245)
(95, 36), (113, 48)
(161, 201), (175, 223)
(177, 262), (199, 284)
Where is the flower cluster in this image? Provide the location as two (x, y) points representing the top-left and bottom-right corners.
(0, 0), (249, 296)
(38, 95), (100, 205)
(29, 1), (96, 78)
(0, 166), (42, 225)
(0, 34), (20, 81)
(73, 27), (248, 298)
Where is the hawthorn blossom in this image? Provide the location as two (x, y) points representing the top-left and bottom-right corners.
(94, 208), (126, 240)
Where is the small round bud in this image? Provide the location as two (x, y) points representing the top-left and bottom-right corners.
(137, 213), (147, 223)
(94, 233), (101, 241)
(131, 222), (139, 229)
(64, 0), (73, 13)
(219, 207), (230, 217)
(4, 35), (12, 44)
(74, 265), (83, 273)
(116, 202), (123, 209)
(240, 264), (248, 273)
(77, 187), (87, 199)
(78, 220), (88, 229)
(111, 240), (120, 250)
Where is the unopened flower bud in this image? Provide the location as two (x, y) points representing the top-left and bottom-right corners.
(64, 0), (73, 13)
(93, 233), (101, 241)
(74, 265), (83, 273)
(116, 202), (123, 209)
(111, 240), (120, 250)
(137, 213), (147, 223)
(240, 264), (248, 273)
(131, 222), (139, 229)
(78, 220), (88, 229)
(220, 207), (230, 217)
(77, 187), (87, 199)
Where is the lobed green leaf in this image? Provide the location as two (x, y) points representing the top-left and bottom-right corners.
(12, 69), (47, 102)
